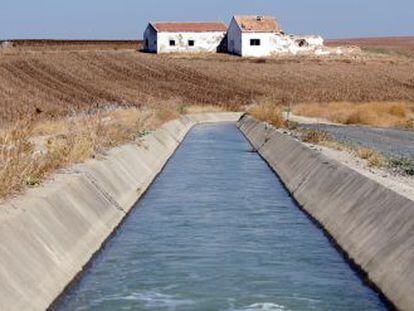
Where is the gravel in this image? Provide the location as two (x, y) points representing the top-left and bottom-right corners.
(299, 124), (414, 159)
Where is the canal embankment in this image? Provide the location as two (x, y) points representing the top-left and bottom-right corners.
(55, 122), (386, 311)
(0, 112), (241, 311)
(238, 114), (414, 311)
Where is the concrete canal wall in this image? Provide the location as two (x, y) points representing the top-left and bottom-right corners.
(238, 115), (414, 311)
(0, 112), (241, 311)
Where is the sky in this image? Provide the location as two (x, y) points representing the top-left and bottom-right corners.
(1, 0), (413, 40)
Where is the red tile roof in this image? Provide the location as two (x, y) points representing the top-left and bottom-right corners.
(151, 22), (227, 33)
(234, 16), (282, 33)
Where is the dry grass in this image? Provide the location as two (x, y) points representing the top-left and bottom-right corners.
(248, 103), (286, 128)
(293, 102), (414, 128)
(181, 104), (226, 114)
(2, 41), (414, 198)
(295, 128), (387, 168)
(0, 107), (157, 199)
(0, 101), (229, 200)
(294, 126), (414, 174)
(356, 148), (387, 167)
(3, 40), (142, 52)
(326, 36), (414, 58)
(301, 129), (331, 144)
(0, 46), (414, 124)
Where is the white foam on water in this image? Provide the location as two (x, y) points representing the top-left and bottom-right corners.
(230, 302), (289, 311)
(120, 291), (194, 308)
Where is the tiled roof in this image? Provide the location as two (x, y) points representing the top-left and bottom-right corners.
(151, 22), (227, 33)
(234, 16), (282, 33)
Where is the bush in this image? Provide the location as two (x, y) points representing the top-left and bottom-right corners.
(0, 107), (150, 199)
(248, 104), (286, 128)
(302, 129), (330, 144)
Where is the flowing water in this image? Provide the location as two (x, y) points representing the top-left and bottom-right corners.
(55, 123), (387, 311)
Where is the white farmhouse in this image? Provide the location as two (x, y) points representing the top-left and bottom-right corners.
(228, 15), (282, 57)
(143, 22), (227, 54)
(227, 15), (324, 57)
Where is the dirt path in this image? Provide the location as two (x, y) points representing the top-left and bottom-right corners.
(299, 123), (414, 159)
(290, 115), (414, 196)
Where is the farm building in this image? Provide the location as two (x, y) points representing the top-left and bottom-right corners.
(143, 16), (325, 57)
(143, 22), (227, 53)
(227, 15), (324, 57)
(228, 15), (282, 57)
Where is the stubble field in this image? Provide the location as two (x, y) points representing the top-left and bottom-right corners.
(0, 39), (414, 124)
(1, 38), (414, 199)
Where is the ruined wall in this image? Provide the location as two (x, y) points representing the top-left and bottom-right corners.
(157, 31), (226, 53)
(286, 35), (326, 55)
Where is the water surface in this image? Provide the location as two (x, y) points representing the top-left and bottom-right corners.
(56, 123), (387, 311)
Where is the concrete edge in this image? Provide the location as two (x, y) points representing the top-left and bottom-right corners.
(237, 115), (414, 311)
(0, 112), (243, 311)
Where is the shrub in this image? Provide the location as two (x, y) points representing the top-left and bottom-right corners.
(0, 107), (150, 199)
(352, 147), (385, 167)
(248, 104), (286, 128)
(302, 129), (330, 144)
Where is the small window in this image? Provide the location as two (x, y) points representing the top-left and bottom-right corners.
(188, 40), (195, 46)
(169, 40), (176, 46)
(250, 39), (261, 46)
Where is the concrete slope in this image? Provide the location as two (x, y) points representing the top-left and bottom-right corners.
(238, 115), (414, 311)
(0, 112), (242, 311)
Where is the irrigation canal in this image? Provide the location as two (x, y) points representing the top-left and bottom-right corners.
(55, 123), (387, 311)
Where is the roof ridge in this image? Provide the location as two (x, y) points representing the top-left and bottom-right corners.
(149, 21), (228, 33)
(234, 15), (274, 17)
(233, 15), (282, 33)
(151, 21), (226, 24)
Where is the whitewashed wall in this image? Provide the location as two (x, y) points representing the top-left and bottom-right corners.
(241, 33), (325, 57)
(241, 33), (282, 57)
(143, 25), (157, 52)
(143, 22), (325, 56)
(156, 32), (225, 53)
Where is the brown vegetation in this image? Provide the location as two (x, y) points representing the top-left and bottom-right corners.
(3, 40), (142, 52)
(0, 104), (188, 200)
(2, 41), (414, 199)
(1, 44), (414, 124)
(356, 148), (386, 167)
(326, 36), (414, 58)
(297, 128), (388, 168)
(301, 129), (331, 144)
(181, 104), (226, 114)
(297, 128), (414, 174)
(293, 102), (414, 128)
(248, 102), (286, 128)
